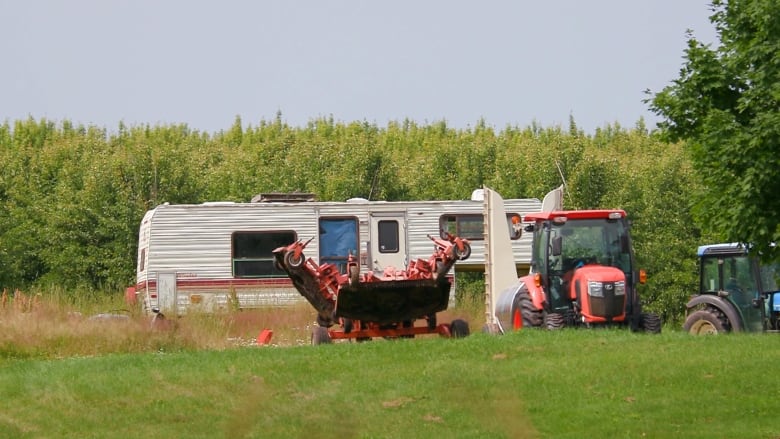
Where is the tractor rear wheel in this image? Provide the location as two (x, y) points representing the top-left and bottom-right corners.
(511, 289), (542, 330)
(450, 319), (470, 338)
(683, 308), (729, 335)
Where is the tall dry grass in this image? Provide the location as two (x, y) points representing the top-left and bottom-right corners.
(0, 286), (485, 360)
(0, 289), (322, 360)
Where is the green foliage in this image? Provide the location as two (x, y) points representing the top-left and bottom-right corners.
(647, 0), (780, 262)
(0, 115), (705, 321)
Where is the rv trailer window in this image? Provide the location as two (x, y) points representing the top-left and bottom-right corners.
(439, 213), (522, 241)
(139, 249), (146, 273)
(232, 231), (297, 278)
(377, 220), (399, 253)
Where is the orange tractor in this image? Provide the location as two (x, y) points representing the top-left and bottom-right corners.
(273, 233), (472, 344)
(483, 187), (661, 333)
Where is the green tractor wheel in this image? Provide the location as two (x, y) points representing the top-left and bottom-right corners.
(683, 308), (728, 335)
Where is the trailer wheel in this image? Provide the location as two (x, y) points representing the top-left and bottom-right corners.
(450, 319), (470, 338)
(683, 308), (729, 335)
(150, 311), (166, 330)
(312, 326), (332, 345)
(640, 312), (662, 334)
(285, 251), (304, 268)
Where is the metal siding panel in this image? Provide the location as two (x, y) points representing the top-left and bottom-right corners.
(146, 204), (319, 278)
(137, 196), (542, 314)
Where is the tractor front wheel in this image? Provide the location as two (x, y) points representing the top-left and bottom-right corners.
(544, 312), (566, 330)
(683, 308), (729, 335)
(640, 312), (662, 334)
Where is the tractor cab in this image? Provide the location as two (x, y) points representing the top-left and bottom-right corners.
(524, 210), (645, 325)
(685, 243), (780, 334)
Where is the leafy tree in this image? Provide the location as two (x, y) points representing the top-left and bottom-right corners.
(647, 0), (780, 261)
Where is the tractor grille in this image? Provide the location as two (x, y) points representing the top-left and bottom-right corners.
(589, 282), (625, 320)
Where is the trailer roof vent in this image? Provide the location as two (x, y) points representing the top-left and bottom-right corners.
(251, 192), (317, 203)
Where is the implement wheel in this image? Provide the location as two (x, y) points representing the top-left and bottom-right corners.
(285, 251), (304, 268)
(452, 242), (472, 261)
(450, 319), (470, 338)
(312, 326), (332, 345)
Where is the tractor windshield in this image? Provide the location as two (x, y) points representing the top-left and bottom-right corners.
(550, 218), (632, 275)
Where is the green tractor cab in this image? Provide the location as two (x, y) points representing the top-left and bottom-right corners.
(683, 243), (780, 334)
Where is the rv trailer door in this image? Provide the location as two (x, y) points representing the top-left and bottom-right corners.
(370, 213), (407, 273)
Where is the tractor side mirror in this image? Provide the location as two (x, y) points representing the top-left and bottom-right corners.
(552, 236), (562, 257)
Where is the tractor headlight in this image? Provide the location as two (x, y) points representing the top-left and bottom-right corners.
(588, 281), (603, 297)
(614, 281), (626, 296)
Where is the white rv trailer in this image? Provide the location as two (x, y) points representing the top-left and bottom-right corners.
(129, 190), (543, 316)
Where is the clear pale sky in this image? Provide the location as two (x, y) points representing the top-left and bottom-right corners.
(1, 1), (718, 134)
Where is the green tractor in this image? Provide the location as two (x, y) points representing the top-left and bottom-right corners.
(683, 243), (780, 334)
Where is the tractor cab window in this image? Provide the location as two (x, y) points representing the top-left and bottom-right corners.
(700, 257), (720, 293)
(531, 224), (551, 275)
(759, 263), (780, 292)
(724, 256), (758, 302)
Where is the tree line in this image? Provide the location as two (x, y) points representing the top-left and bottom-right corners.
(0, 115), (717, 323)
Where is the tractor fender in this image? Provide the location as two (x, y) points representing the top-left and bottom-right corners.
(494, 279), (534, 333)
(519, 274), (546, 310)
(686, 295), (743, 332)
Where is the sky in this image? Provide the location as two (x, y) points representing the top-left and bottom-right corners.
(1, 1), (719, 135)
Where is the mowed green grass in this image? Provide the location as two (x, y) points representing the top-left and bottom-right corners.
(0, 328), (777, 439)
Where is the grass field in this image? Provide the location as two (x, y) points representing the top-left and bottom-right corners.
(1, 292), (779, 438)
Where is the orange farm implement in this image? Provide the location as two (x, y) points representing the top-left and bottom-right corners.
(273, 233), (472, 344)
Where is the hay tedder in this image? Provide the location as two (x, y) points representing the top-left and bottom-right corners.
(273, 233), (472, 345)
